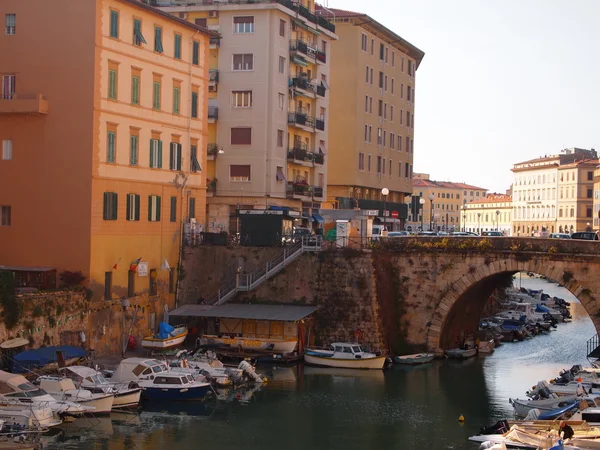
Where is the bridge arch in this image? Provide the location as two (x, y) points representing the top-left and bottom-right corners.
(427, 256), (600, 351)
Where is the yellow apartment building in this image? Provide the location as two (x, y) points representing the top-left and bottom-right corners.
(319, 7), (424, 229)
(0, 0), (212, 302)
(461, 194), (513, 235)
(410, 175), (487, 231)
(556, 159), (596, 234)
(160, 0), (338, 232)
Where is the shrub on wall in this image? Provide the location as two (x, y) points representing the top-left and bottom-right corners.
(0, 270), (23, 329)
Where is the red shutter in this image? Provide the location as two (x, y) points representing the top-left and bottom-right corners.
(230, 165), (251, 178)
(233, 16), (254, 24)
(194, 18), (207, 27)
(230, 127), (252, 145)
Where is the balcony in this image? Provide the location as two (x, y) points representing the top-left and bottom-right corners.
(0, 93), (48, 115)
(315, 118), (325, 132)
(289, 77), (326, 98)
(208, 106), (218, 122)
(287, 145), (325, 166)
(207, 178), (217, 196)
(287, 182), (323, 200)
(207, 143), (219, 160)
(288, 111), (316, 131)
(290, 39), (317, 61)
(209, 69), (219, 83)
(209, 38), (220, 49)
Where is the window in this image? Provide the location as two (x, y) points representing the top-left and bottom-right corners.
(109, 10), (119, 38)
(2, 75), (15, 100)
(406, 137), (410, 154)
(129, 134), (138, 166)
(170, 197), (177, 222)
(131, 74), (140, 105)
(365, 66), (369, 83)
(126, 194), (140, 221)
(391, 78), (394, 94)
(278, 92), (284, 110)
(377, 128), (382, 145)
(368, 126), (372, 143)
(0, 204), (11, 227)
(358, 153), (365, 170)
(367, 154), (372, 172)
(371, 39), (374, 55)
(192, 41), (199, 65)
(391, 106), (394, 122)
(169, 142), (182, 170)
(128, 270), (135, 298)
(174, 34), (182, 59)
(389, 159), (392, 175)
(277, 130), (284, 147)
(230, 165), (251, 181)
(108, 69), (117, 100)
(234, 16), (254, 34)
(378, 100), (383, 117)
(278, 56), (286, 74)
(588, 188), (594, 198)
(191, 91), (198, 118)
(233, 54), (253, 71)
(189, 197), (196, 220)
(133, 18), (146, 46)
(384, 75), (388, 91)
(370, 68), (373, 84)
(154, 26), (163, 53)
(379, 43), (384, 60)
(587, 207), (593, 218)
(231, 127), (251, 145)
(103, 192), (118, 220)
(232, 90), (252, 108)
(152, 79), (161, 110)
(279, 19), (286, 37)
(364, 125), (368, 142)
(377, 156), (382, 173)
(104, 272), (112, 300)
(4, 14), (15, 36)
(191, 144), (201, 172)
(365, 96), (369, 113)
(149, 138), (162, 168)
(398, 135), (402, 151)
(392, 51), (395, 67)
(2, 140), (12, 160)
(107, 131), (116, 163)
(398, 162), (402, 177)
(407, 85), (412, 102)
(390, 133), (395, 149)
(401, 56), (405, 72)
(361, 33), (367, 51)
(405, 163), (409, 178)
(149, 269), (157, 295)
(148, 195), (161, 222)
(588, 171), (594, 181)
(401, 83), (404, 98)
(194, 18), (207, 28)
(406, 111), (410, 127)
(173, 85), (180, 114)
(378, 71), (384, 88)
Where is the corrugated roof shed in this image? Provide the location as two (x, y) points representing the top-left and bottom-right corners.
(170, 304), (318, 321)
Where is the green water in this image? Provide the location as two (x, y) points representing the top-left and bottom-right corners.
(42, 278), (595, 450)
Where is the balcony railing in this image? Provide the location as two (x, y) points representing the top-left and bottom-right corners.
(207, 178), (217, 195)
(209, 69), (219, 83)
(288, 111), (316, 129)
(207, 143), (218, 159)
(286, 182), (324, 199)
(315, 119), (325, 131)
(317, 15), (335, 33)
(208, 106), (218, 120)
(287, 147), (325, 165)
(290, 39), (321, 61)
(209, 37), (220, 48)
(0, 93), (48, 115)
(289, 77), (326, 98)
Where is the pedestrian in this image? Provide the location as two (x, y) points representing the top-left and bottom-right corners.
(559, 421), (574, 441)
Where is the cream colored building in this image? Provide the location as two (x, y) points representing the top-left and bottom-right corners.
(161, 0), (337, 232)
(512, 148), (596, 236)
(462, 194), (513, 236)
(320, 7), (424, 228)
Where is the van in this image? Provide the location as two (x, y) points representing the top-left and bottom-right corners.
(571, 232), (599, 241)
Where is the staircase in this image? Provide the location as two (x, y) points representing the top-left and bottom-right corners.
(204, 237), (322, 306)
(587, 334), (600, 361)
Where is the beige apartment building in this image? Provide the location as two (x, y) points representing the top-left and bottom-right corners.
(512, 148), (596, 236)
(410, 175), (487, 231)
(160, 0), (337, 232)
(462, 194), (513, 235)
(318, 6), (424, 229)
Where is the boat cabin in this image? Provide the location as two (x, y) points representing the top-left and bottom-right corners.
(330, 343), (365, 354)
(38, 377), (78, 393)
(152, 374), (195, 386)
(0, 371), (48, 398)
(61, 366), (108, 386)
(110, 358), (170, 383)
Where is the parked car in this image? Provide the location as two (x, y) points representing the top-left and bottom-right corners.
(549, 233), (571, 239)
(417, 231), (438, 236)
(388, 231), (409, 238)
(481, 231), (504, 237)
(450, 232), (472, 236)
(570, 231), (599, 241)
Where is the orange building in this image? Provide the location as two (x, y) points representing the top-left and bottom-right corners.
(0, 0), (213, 301)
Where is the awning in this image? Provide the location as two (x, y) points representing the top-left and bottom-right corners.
(292, 56), (308, 67)
(170, 304), (318, 322)
(293, 19), (320, 35)
(312, 214), (324, 222)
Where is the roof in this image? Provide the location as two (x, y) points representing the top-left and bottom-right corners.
(316, 5), (424, 67)
(64, 366), (98, 378)
(0, 338), (29, 350)
(170, 304), (318, 321)
(558, 158), (599, 169)
(412, 178), (487, 191)
(0, 266), (55, 272)
(466, 194), (512, 205)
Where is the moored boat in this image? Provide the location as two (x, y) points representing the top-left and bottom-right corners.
(392, 353), (434, 365)
(445, 347), (477, 359)
(36, 377), (114, 415)
(200, 335), (298, 353)
(141, 323), (188, 350)
(304, 343), (387, 370)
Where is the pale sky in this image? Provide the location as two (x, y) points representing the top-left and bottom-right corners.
(325, 0), (600, 193)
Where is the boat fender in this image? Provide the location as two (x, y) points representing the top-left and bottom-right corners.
(182, 359), (189, 368)
(458, 414), (465, 422)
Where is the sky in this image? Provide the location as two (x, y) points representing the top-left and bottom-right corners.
(325, 0), (600, 193)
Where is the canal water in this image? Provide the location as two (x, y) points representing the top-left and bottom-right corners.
(43, 276), (595, 450)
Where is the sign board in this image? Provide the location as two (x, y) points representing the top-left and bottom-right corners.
(137, 262), (148, 277)
(365, 210), (378, 216)
(391, 211), (399, 218)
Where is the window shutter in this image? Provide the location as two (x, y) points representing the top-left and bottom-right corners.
(112, 193), (118, 219)
(177, 143), (182, 170)
(169, 143), (175, 170)
(126, 194), (131, 221)
(135, 194), (140, 220)
(158, 140), (163, 168)
(156, 196), (161, 221)
(170, 197), (177, 222)
(148, 195), (153, 221)
(149, 139), (154, 167)
(103, 193), (109, 220)
(193, 42), (199, 65)
(191, 92), (198, 118)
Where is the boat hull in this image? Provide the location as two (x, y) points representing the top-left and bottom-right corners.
(141, 330), (188, 350)
(112, 389), (142, 410)
(202, 335), (297, 353)
(141, 384), (212, 401)
(68, 394), (114, 415)
(304, 353), (386, 370)
(446, 348), (477, 359)
(393, 353), (434, 365)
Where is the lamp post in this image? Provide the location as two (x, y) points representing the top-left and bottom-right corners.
(477, 213), (481, 234)
(419, 197), (425, 231)
(496, 210), (500, 232)
(381, 188), (389, 233)
(462, 213), (466, 232)
(405, 197), (412, 231)
(428, 193), (434, 231)
(587, 222), (592, 232)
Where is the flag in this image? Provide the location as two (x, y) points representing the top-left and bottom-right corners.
(162, 258), (171, 271)
(112, 258), (121, 271)
(130, 257), (142, 272)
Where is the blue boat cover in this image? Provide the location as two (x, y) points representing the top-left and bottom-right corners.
(538, 402), (578, 420)
(536, 304), (550, 313)
(12, 346), (86, 373)
(158, 322), (175, 339)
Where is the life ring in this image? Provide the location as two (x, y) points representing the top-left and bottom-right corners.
(353, 328), (364, 341)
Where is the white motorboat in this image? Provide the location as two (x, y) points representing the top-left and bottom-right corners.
(37, 377), (114, 415)
(510, 394), (582, 417)
(0, 403), (61, 428)
(304, 343), (387, 370)
(393, 353), (434, 365)
(528, 380), (600, 398)
(0, 371), (91, 417)
(61, 366), (141, 410)
(477, 339), (495, 354)
(141, 324), (188, 350)
(445, 347), (477, 359)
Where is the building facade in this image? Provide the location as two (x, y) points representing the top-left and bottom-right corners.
(461, 194), (513, 235)
(409, 175), (487, 231)
(511, 148), (596, 236)
(160, 0), (337, 233)
(321, 7), (424, 230)
(0, 0), (212, 300)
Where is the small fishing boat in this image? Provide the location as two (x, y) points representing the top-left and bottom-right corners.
(141, 323), (188, 350)
(36, 376), (114, 415)
(304, 343), (387, 370)
(200, 335), (298, 353)
(393, 353), (434, 365)
(445, 347), (477, 359)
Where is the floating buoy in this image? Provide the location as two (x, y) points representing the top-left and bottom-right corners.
(236, 393), (241, 399)
(263, 377), (268, 383)
(458, 414), (465, 422)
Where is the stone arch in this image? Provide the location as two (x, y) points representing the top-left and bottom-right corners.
(426, 256), (600, 352)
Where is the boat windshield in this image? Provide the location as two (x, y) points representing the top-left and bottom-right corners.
(182, 377), (189, 384)
(352, 346), (362, 353)
(6, 385), (48, 398)
(186, 375), (194, 383)
(85, 375), (106, 384)
(151, 365), (167, 373)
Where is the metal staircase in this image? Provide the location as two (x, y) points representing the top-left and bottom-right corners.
(203, 237), (322, 306)
(587, 334), (600, 361)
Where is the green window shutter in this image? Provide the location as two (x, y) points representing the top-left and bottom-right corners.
(148, 195), (153, 221)
(108, 70), (117, 100)
(173, 87), (180, 114)
(191, 92), (198, 118)
(131, 76), (139, 105)
(157, 140), (163, 168)
(153, 81), (160, 109)
(135, 194), (140, 220)
(174, 34), (181, 59)
(133, 19), (146, 45)
(177, 144), (182, 170)
(169, 143), (174, 170)
(189, 198), (196, 219)
(149, 139), (154, 168)
(112, 193), (118, 220)
(103, 192), (109, 220)
(107, 131), (115, 163)
(154, 27), (164, 53)
(193, 41), (199, 65)
(156, 196), (161, 221)
(170, 196), (177, 222)
(126, 194), (131, 221)
(110, 10), (119, 39)
(130, 135), (138, 166)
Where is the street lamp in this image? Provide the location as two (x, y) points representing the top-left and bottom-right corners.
(419, 197), (425, 231)
(428, 193), (434, 231)
(587, 222), (592, 232)
(496, 210), (500, 232)
(405, 197), (412, 231)
(462, 213), (466, 232)
(477, 213), (481, 234)
(381, 188), (389, 233)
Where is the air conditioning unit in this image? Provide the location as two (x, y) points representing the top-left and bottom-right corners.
(178, 12), (188, 19)
(208, 85), (218, 92)
(209, 10), (219, 18)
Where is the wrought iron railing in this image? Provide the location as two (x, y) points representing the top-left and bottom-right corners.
(208, 106), (218, 120)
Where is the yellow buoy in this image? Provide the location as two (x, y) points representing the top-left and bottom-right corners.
(458, 414), (465, 422)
